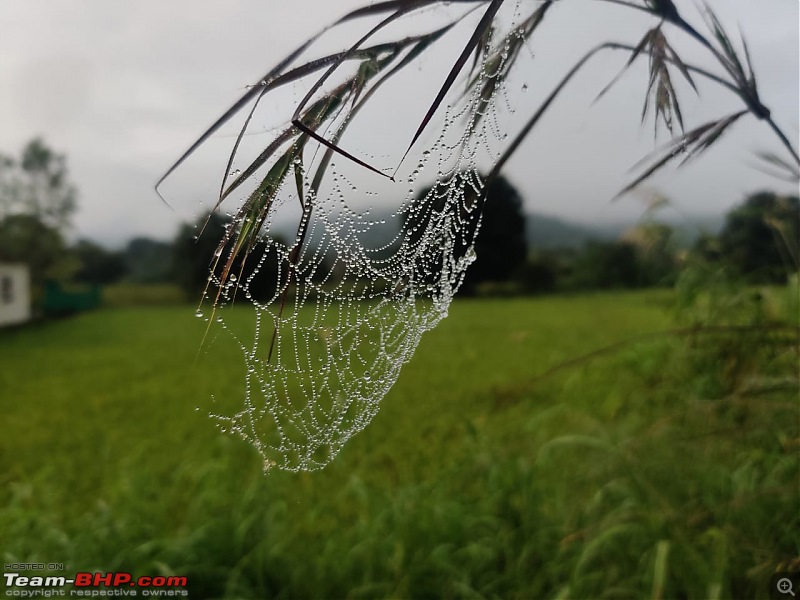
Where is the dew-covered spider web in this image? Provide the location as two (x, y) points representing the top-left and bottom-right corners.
(194, 2), (537, 471)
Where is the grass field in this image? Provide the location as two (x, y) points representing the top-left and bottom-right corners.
(1, 291), (797, 599)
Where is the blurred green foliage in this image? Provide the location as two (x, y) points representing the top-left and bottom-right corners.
(1, 288), (796, 599)
(0, 139), (78, 291)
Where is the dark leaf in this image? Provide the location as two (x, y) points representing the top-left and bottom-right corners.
(615, 110), (747, 198)
(398, 0), (506, 166)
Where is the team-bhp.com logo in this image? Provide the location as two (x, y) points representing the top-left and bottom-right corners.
(3, 571), (188, 597)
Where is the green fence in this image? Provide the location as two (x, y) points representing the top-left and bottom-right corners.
(41, 280), (101, 315)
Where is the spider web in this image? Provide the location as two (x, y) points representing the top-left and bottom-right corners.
(200, 5), (528, 472)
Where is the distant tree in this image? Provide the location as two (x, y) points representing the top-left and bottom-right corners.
(717, 192), (799, 283)
(0, 138), (77, 230)
(691, 232), (722, 264)
(620, 222), (678, 286)
(408, 174), (527, 295)
(73, 240), (127, 285)
(172, 212), (228, 298)
(463, 175), (527, 293)
(566, 241), (640, 290)
(0, 214), (74, 285)
(518, 253), (558, 294)
(172, 212), (283, 302)
(0, 139), (78, 290)
(124, 237), (173, 284)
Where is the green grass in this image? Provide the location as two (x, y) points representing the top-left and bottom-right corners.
(101, 283), (187, 307)
(1, 291), (797, 599)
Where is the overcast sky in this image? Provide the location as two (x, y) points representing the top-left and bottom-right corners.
(1, 0), (797, 246)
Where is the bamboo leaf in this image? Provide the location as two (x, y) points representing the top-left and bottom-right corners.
(490, 42), (611, 181)
(292, 120), (392, 180)
(467, 1), (553, 128)
(287, 2), (475, 180)
(467, 21), (493, 82)
(156, 1), (473, 195)
(615, 111), (747, 198)
(751, 151), (800, 183)
(398, 0), (506, 166)
(219, 145), (298, 279)
(291, 3), (428, 125)
(739, 30), (757, 88)
(294, 152), (305, 210)
(217, 126), (298, 206)
(595, 28), (655, 103)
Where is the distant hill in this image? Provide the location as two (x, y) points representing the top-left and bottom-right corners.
(661, 214), (725, 247)
(526, 212), (726, 250)
(124, 237), (173, 283)
(526, 213), (615, 249)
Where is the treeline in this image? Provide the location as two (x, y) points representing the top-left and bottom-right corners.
(512, 190), (799, 295)
(71, 212), (284, 302)
(41, 215), (277, 303)
(418, 176), (798, 296)
(2, 139), (796, 308)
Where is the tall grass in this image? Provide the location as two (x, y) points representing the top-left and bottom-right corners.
(2, 289), (796, 598)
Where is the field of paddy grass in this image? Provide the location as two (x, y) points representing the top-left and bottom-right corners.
(1, 290), (797, 599)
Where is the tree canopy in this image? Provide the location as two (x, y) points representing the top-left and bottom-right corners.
(408, 174), (527, 294)
(0, 138), (77, 230)
(0, 139), (78, 288)
(717, 191), (799, 283)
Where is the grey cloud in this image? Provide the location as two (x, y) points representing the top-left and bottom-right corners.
(0, 0), (796, 245)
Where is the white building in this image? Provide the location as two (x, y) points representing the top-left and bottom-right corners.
(0, 263), (31, 327)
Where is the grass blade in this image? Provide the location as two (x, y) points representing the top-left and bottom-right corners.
(616, 110), (747, 198)
(397, 0), (506, 169)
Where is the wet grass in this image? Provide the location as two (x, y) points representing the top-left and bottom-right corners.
(1, 291), (796, 599)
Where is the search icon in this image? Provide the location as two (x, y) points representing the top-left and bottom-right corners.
(778, 578), (796, 596)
